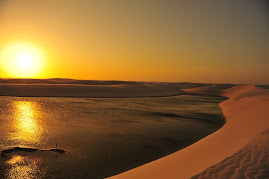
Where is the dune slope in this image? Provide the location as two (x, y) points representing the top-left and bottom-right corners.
(192, 129), (269, 179)
(109, 85), (269, 179)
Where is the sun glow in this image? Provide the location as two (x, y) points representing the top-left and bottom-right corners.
(1, 42), (44, 78)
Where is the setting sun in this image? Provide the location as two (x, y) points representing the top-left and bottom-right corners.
(0, 1), (268, 178)
(1, 42), (44, 78)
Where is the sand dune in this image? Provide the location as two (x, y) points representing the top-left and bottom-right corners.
(0, 78), (138, 85)
(0, 78), (234, 98)
(0, 78), (237, 98)
(192, 129), (269, 179)
(109, 85), (269, 179)
(222, 84), (255, 98)
(0, 83), (182, 97)
(0, 79), (233, 98)
(185, 84), (236, 96)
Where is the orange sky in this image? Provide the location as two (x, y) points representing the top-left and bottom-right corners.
(0, 0), (268, 84)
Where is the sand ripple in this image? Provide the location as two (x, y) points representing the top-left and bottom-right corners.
(192, 129), (269, 179)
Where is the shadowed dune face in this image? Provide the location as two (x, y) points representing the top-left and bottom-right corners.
(149, 112), (225, 127)
(185, 84), (236, 96)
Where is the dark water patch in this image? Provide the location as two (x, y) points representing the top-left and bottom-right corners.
(110, 119), (140, 124)
(257, 85), (269, 89)
(194, 113), (225, 126)
(160, 137), (189, 146)
(150, 112), (187, 119)
(149, 112), (225, 126)
(1, 147), (65, 157)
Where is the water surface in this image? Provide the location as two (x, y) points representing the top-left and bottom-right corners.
(0, 95), (226, 178)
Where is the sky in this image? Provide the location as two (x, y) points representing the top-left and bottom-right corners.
(0, 0), (268, 84)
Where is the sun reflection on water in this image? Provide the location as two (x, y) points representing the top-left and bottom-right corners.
(3, 101), (47, 178)
(10, 101), (44, 146)
(5, 155), (45, 179)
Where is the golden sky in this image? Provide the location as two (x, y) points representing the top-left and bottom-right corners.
(0, 0), (268, 84)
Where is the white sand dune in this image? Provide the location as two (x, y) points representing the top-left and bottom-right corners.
(0, 83), (182, 97)
(222, 84), (256, 98)
(185, 84), (236, 96)
(192, 129), (269, 179)
(109, 85), (269, 179)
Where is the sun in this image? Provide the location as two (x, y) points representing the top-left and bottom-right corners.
(1, 42), (44, 78)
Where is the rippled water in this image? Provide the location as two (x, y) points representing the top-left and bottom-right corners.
(0, 95), (226, 178)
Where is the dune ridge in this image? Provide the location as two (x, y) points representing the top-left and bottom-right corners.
(0, 78), (234, 98)
(108, 85), (269, 179)
(185, 84), (236, 96)
(0, 83), (182, 98)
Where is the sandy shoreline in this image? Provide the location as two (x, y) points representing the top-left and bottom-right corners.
(1, 79), (268, 178)
(108, 85), (269, 179)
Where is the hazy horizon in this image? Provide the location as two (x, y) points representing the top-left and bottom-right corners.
(0, 0), (268, 84)
(0, 77), (266, 86)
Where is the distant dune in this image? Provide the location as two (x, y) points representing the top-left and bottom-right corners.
(185, 84), (236, 96)
(0, 78), (138, 85)
(0, 78), (220, 98)
(0, 83), (183, 98)
(109, 85), (269, 179)
(0, 78), (185, 97)
(0, 78), (239, 98)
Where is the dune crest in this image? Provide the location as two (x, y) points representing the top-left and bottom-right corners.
(109, 85), (269, 179)
(185, 84), (235, 96)
(221, 84), (255, 98)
